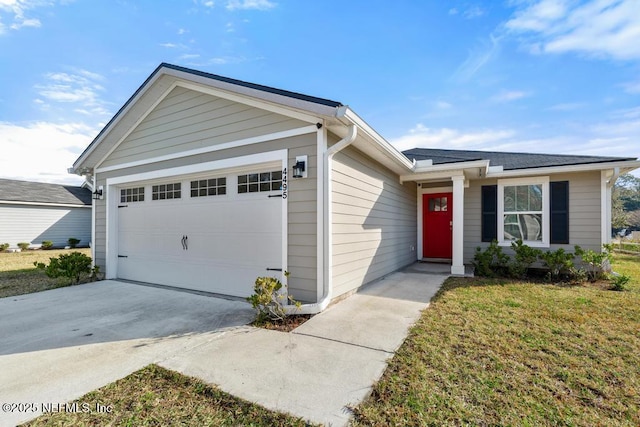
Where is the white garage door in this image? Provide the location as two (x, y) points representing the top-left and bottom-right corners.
(116, 166), (284, 297)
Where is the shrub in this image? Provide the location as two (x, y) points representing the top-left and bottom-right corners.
(0, 243), (9, 252)
(508, 239), (542, 279)
(539, 248), (575, 282)
(574, 245), (612, 282)
(34, 251), (92, 284)
(472, 240), (509, 277)
(17, 242), (30, 251)
(68, 237), (81, 248)
(41, 240), (54, 250)
(246, 272), (300, 324)
(610, 274), (630, 291)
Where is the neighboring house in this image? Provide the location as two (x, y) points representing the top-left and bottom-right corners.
(0, 179), (92, 249)
(69, 63), (640, 312)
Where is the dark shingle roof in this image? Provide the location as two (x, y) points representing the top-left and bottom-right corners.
(0, 179), (92, 206)
(162, 63), (344, 108)
(402, 148), (636, 170)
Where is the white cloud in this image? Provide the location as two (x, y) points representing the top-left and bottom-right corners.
(547, 102), (585, 111)
(389, 124), (516, 152)
(34, 69), (112, 118)
(452, 33), (502, 81)
(506, 0), (640, 60)
(0, 121), (97, 185)
(464, 6), (485, 19)
(448, 8), (458, 15)
(491, 90), (531, 102)
(622, 79), (640, 94)
(435, 101), (452, 110)
(226, 0), (276, 11)
(0, 0), (53, 34)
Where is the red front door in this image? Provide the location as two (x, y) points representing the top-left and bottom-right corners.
(423, 192), (453, 259)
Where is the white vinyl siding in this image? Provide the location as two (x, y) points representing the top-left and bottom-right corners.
(0, 205), (91, 249)
(99, 86), (308, 169)
(331, 146), (417, 298)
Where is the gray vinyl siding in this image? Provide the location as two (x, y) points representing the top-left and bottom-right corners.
(94, 133), (318, 303)
(463, 170), (602, 262)
(0, 205), (91, 249)
(99, 86), (308, 169)
(331, 146), (417, 298)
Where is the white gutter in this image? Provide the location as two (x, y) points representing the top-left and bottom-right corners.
(286, 124), (358, 314)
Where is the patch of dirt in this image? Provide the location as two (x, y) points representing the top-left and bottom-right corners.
(253, 314), (313, 332)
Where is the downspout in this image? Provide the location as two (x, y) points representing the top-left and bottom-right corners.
(287, 124), (358, 314)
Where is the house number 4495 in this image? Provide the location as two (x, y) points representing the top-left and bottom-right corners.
(282, 167), (288, 199)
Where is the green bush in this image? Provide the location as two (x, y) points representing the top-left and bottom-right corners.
(508, 239), (542, 279)
(34, 251), (92, 284)
(17, 242), (30, 251)
(610, 274), (631, 291)
(68, 237), (81, 248)
(0, 243), (9, 252)
(246, 272), (300, 324)
(539, 248), (575, 282)
(472, 240), (510, 277)
(574, 245), (612, 282)
(41, 240), (54, 250)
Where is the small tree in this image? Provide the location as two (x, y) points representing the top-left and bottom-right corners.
(68, 238), (81, 248)
(34, 252), (92, 284)
(0, 243), (9, 252)
(41, 240), (54, 250)
(574, 245), (612, 282)
(17, 242), (30, 251)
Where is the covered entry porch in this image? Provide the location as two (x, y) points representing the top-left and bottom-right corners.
(401, 160), (491, 276)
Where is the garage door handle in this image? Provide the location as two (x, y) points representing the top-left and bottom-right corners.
(266, 268), (282, 272)
(118, 255), (128, 258)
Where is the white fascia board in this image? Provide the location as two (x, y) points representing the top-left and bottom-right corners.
(175, 80), (324, 125)
(165, 67), (338, 119)
(0, 200), (91, 209)
(486, 160), (640, 178)
(400, 160), (489, 182)
(75, 66), (332, 174)
(339, 107), (414, 172)
(72, 70), (168, 173)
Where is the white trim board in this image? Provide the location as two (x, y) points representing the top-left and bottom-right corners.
(96, 125), (317, 174)
(0, 200), (91, 209)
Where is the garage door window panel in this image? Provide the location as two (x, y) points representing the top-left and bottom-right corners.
(152, 183), (181, 200)
(121, 187), (145, 203)
(238, 170), (282, 194)
(191, 178), (226, 197)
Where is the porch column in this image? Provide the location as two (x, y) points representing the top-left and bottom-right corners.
(451, 175), (465, 275)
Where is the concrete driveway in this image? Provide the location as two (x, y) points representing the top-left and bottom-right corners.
(0, 280), (253, 427)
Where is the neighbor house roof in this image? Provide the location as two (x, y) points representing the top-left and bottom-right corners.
(402, 148), (637, 171)
(0, 179), (92, 206)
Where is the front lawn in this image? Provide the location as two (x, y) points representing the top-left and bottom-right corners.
(352, 253), (640, 426)
(24, 365), (311, 427)
(0, 248), (92, 298)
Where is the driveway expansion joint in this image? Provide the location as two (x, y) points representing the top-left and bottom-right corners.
(291, 330), (396, 355)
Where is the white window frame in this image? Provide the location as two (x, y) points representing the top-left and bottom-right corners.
(498, 176), (549, 248)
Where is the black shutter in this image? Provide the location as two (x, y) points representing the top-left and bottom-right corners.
(550, 181), (569, 244)
(481, 185), (497, 242)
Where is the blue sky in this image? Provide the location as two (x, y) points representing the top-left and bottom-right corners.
(1, 0), (639, 185)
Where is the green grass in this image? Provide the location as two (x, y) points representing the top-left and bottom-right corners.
(352, 253), (640, 426)
(0, 248), (92, 298)
(24, 364), (311, 427)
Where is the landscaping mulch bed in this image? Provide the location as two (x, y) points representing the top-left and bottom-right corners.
(252, 314), (313, 332)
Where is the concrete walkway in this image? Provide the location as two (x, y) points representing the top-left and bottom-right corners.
(161, 268), (447, 426)
(1, 266), (446, 427)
